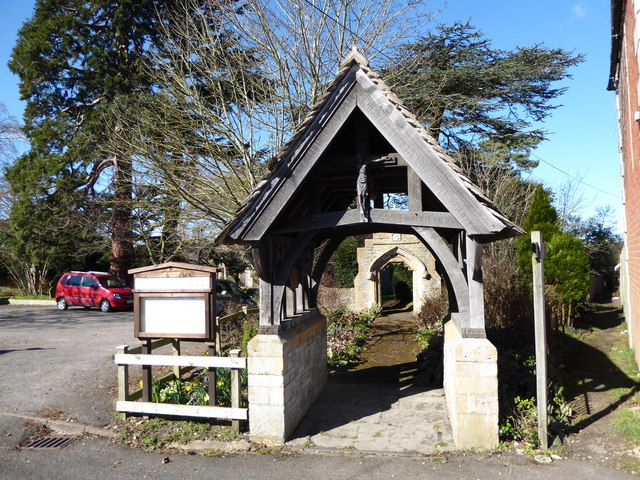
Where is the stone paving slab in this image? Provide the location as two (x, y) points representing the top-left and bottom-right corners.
(287, 382), (453, 454)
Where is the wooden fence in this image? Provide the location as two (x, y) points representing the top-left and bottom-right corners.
(114, 307), (258, 425)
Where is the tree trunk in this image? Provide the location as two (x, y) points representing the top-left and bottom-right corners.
(110, 155), (133, 279)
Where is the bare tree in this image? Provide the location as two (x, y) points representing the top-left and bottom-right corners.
(452, 147), (537, 228)
(109, 0), (432, 240)
(553, 174), (588, 231)
(0, 103), (23, 220)
(230, 0), (433, 150)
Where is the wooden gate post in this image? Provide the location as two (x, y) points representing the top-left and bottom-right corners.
(142, 340), (153, 403)
(531, 230), (548, 449)
(171, 339), (181, 380)
(116, 345), (130, 420)
(230, 349), (242, 433)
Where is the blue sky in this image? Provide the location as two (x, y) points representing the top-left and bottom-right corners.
(433, 0), (622, 231)
(0, 1), (623, 231)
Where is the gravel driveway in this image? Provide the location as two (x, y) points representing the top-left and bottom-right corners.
(0, 305), (137, 426)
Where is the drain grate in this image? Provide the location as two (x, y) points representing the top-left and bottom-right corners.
(22, 435), (77, 450)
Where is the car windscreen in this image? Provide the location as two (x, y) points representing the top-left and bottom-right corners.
(218, 281), (249, 298)
(98, 276), (128, 288)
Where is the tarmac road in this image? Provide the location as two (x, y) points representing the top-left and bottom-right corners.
(2, 436), (637, 480)
(0, 305), (137, 426)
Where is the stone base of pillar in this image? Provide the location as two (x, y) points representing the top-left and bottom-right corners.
(443, 318), (499, 449)
(247, 314), (327, 444)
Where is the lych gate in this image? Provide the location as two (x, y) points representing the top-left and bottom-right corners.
(217, 48), (522, 448)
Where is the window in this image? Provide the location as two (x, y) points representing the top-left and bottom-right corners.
(67, 275), (82, 287)
(81, 276), (99, 288)
(98, 276), (127, 288)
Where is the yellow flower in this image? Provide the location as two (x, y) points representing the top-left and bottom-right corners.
(217, 380), (224, 387)
(203, 351), (209, 356)
(193, 381), (199, 387)
(138, 380), (144, 389)
(204, 394), (209, 402)
(185, 385), (192, 392)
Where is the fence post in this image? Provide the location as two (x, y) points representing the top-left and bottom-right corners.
(142, 340), (153, 402)
(531, 230), (549, 449)
(171, 338), (181, 380)
(116, 345), (129, 420)
(230, 349), (242, 433)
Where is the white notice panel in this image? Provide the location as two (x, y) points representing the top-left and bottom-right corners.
(140, 297), (207, 335)
(135, 276), (212, 291)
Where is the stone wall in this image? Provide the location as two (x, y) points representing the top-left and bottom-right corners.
(247, 314), (327, 444)
(443, 317), (499, 449)
(317, 286), (355, 312)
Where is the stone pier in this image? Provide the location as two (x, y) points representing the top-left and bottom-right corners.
(247, 314), (327, 444)
(443, 318), (499, 449)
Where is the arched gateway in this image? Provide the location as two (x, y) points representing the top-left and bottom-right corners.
(216, 48), (522, 448)
(353, 232), (441, 314)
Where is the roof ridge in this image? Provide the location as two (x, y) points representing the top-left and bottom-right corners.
(340, 45), (370, 69)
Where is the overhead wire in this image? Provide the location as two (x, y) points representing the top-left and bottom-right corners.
(530, 152), (620, 199)
(298, 0), (395, 63)
(299, 0), (620, 202)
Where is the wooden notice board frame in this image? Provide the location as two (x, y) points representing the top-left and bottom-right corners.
(128, 262), (217, 341)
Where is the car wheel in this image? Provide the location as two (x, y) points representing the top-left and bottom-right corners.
(100, 299), (111, 313)
(56, 298), (68, 310)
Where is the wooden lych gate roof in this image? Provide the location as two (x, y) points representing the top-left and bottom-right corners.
(217, 47), (523, 246)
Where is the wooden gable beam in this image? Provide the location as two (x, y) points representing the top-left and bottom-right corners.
(229, 68), (359, 242)
(272, 209), (461, 234)
(354, 71), (506, 236)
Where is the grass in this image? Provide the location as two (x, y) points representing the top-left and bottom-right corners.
(613, 408), (640, 444)
(610, 347), (640, 379)
(11, 294), (52, 300)
(0, 287), (51, 300)
(608, 345), (640, 452)
(609, 346), (640, 404)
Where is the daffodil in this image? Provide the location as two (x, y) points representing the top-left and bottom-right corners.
(139, 380), (144, 389)
(185, 385), (192, 392)
(204, 394), (209, 402)
(217, 380), (224, 387)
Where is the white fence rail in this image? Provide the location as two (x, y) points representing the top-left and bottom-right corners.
(114, 308), (257, 424)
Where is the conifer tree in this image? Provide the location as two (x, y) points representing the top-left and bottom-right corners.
(384, 21), (583, 171)
(8, 0), (170, 278)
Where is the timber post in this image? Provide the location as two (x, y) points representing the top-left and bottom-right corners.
(230, 349), (242, 433)
(531, 230), (549, 449)
(116, 344), (130, 420)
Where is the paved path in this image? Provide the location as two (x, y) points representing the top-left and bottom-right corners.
(288, 310), (453, 454)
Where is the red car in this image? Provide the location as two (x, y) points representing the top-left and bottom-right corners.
(55, 271), (134, 312)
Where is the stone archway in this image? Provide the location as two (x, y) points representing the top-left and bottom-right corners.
(353, 233), (441, 313)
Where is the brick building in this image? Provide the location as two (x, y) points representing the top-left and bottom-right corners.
(609, 0), (640, 366)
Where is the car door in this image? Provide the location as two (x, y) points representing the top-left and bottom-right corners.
(65, 275), (82, 306)
(80, 275), (100, 307)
